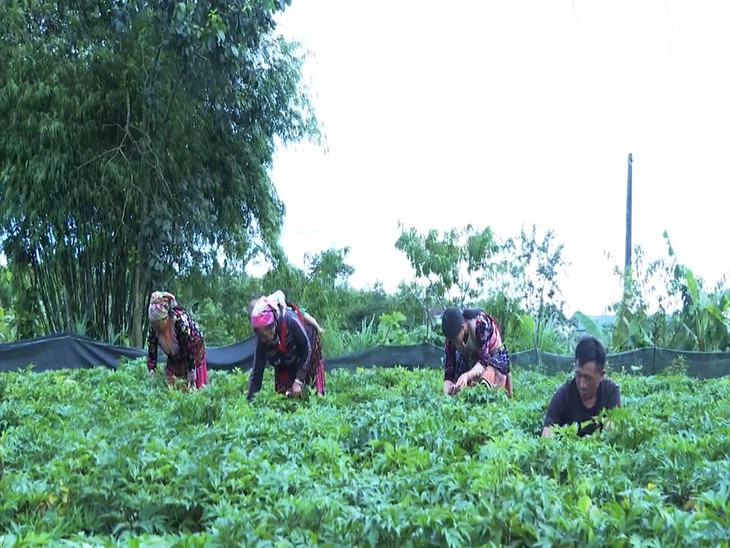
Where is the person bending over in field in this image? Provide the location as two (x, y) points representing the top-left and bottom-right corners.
(246, 294), (326, 402)
(441, 307), (513, 398)
(146, 291), (208, 389)
(541, 336), (620, 438)
(247, 290), (325, 335)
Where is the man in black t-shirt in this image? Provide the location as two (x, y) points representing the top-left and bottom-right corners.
(541, 336), (620, 437)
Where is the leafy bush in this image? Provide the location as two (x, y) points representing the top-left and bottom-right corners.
(0, 363), (728, 545)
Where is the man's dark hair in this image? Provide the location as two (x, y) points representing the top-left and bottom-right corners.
(441, 307), (465, 339)
(575, 336), (607, 370)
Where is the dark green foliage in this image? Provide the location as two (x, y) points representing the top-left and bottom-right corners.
(0, 0), (318, 345)
(0, 364), (728, 545)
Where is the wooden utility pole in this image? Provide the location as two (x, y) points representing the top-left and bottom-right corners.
(625, 153), (633, 272)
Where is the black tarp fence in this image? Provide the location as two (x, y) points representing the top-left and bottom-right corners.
(2, 332), (730, 378)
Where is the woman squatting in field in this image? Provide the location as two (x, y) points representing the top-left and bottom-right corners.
(146, 291), (208, 389)
(246, 291), (326, 401)
(441, 307), (513, 398)
(247, 290), (325, 336)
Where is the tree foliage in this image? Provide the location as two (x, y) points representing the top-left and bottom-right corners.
(507, 224), (569, 350)
(394, 223), (502, 307)
(394, 222), (574, 353)
(0, 0), (318, 345)
(605, 233), (730, 352)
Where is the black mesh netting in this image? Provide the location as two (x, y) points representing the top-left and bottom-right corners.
(2, 333), (729, 378)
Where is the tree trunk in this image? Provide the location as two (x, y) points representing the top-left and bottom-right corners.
(131, 197), (150, 348)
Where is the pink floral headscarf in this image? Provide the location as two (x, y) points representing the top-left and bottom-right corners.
(250, 297), (275, 328)
(148, 291), (178, 322)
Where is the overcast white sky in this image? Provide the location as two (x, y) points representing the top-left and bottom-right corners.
(261, 0), (730, 316)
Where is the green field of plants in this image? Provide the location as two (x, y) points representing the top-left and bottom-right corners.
(1, 362), (728, 547)
(2, 2), (728, 545)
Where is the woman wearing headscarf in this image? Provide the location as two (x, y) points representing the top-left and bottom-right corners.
(146, 291), (208, 389)
(247, 290), (325, 335)
(246, 294), (326, 401)
(441, 307), (513, 398)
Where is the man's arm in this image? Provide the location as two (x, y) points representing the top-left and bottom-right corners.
(541, 426), (555, 438)
(606, 383), (621, 409)
(541, 386), (566, 437)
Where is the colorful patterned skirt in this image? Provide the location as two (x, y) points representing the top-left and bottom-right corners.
(165, 356), (208, 389)
(472, 364), (513, 398)
(274, 325), (326, 396)
(467, 345), (513, 398)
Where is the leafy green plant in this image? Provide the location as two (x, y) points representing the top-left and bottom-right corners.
(323, 315), (378, 356)
(608, 233), (730, 352)
(507, 224), (570, 351)
(674, 268), (730, 351)
(188, 297), (248, 347)
(660, 355), (688, 376)
(395, 223), (502, 306)
(573, 311), (611, 348)
(0, 305), (17, 342)
(1, 363), (728, 545)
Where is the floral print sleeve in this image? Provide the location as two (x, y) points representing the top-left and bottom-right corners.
(172, 308), (206, 373)
(146, 327), (158, 371)
(475, 313), (510, 376)
(474, 314), (501, 365)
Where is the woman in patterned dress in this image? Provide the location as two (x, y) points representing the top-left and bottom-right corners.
(441, 307), (513, 398)
(146, 291), (208, 389)
(247, 290), (325, 335)
(246, 294), (325, 401)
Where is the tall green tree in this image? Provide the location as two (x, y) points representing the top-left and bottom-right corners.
(508, 224), (569, 351)
(0, 0), (318, 345)
(395, 223), (503, 308)
(261, 246), (355, 323)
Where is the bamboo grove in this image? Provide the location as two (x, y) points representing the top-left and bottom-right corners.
(0, 0), (319, 346)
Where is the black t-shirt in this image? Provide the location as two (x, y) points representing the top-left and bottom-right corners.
(543, 378), (621, 436)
